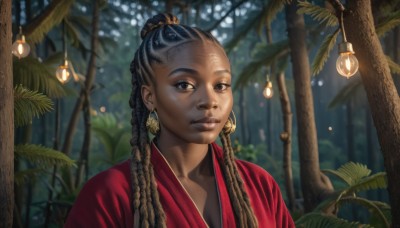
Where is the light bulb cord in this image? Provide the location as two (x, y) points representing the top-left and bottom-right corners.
(62, 20), (68, 59)
(339, 11), (347, 43)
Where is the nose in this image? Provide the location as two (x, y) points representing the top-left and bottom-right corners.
(196, 85), (218, 110)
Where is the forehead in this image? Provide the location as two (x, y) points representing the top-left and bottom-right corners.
(164, 40), (230, 69)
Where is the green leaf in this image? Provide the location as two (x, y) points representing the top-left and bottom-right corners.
(338, 196), (390, 228)
(323, 162), (372, 186)
(297, 1), (338, 27)
(385, 54), (400, 74)
(256, 0), (285, 34)
(328, 78), (363, 108)
(234, 40), (290, 89)
(346, 172), (387, 193)
(24, 0), (75, 45)
(295, 212), (372, 228)
(376, 11), (400, 37)
(13, 56), (68, 98)
(312, 29), (340, 75)
(15, 144), (75, 168)
(14, 85), (53, 127)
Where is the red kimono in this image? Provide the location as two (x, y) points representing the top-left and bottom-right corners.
(65, 143), (295, 227)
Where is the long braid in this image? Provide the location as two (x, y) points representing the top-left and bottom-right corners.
(129, 13), (258, 227)
(220, 133), (259, 227)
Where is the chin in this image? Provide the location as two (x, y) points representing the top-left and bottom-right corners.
(190, 132), (220, 144)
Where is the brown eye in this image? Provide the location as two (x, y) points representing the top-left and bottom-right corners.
(215, 83), (231, 91)
(175, 81), (195, 91)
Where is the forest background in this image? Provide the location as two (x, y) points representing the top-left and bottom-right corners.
(1, 0), (400, 227)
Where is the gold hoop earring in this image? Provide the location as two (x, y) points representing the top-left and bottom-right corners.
(223, 110), (236, 135)
(146, 110), (160, 135)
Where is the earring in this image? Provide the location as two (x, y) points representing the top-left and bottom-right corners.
(146, 110), (160, 135)
(223, 110), (236, 135)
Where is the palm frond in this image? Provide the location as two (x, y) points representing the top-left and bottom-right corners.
(295, 212), (372, 228)
(297, 1), (338, 27)
(339, 196), (390, 227)
(64, 18), (86, 50)
(376, 11), (400, 37)
(24, 0), (75, 45)
(15, 144), (75, 168)
(234, 40), (290, 89)
(323, 162), (371, 186)
(312, 28), (340, 75)
(14, 85), (53, 127)
(328, 78), (363, 108)
(13, 56), (67, 98)
(14, 168), (44, 186)
(256, 0), (285, 34)
(346, 172), (387, 193)
(385, 55), (400, 74)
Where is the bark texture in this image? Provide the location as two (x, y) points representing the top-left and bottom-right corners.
(346, 1), (400, 226)
(285, 1), (333, 212)
(0, 0), (14, 227)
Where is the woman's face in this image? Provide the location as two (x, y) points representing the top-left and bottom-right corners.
(143, 40), (233, 145)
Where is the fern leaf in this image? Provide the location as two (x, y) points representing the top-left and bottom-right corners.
(234, 40), (290, 89)
(323, 162), (371, 186)
(376, 11), (400, 37)
(295, 212), (372, 228)
(312, 28), (340, 75)
(339, 196), (390, 228)
(15, 144), (75, 168)
(347, 172), (387, 193)
(13, 56), (67, 98)
(14, 85), (53, 127)
(385, 55), (400, 74)
(14, 168), (44, 186)
(24, 0), (75, 45)
(297, 1), (338, 27)
(328, 78), (363, 108)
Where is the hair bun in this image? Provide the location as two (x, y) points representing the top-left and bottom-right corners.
(140, 13), (179, 40)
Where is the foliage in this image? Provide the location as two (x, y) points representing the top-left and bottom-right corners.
(91, 113), (131, 166)
(15, 144), (76, 168)
(233, 40), (289, 89)
(296, 162), (390, 227)
(25, 0), (75, 45)
(13, 56), (68, 98)
(328, 78), (363, 108)
(297, 1), (337, 27)
(375, 11), (400, 37)
(14, 85), (53, 127)
(311, 29), (340, 76)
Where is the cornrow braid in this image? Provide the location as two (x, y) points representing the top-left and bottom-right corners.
(129, 13), (257, 227)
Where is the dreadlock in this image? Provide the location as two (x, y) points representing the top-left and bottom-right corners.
(129, 13), (258, 228)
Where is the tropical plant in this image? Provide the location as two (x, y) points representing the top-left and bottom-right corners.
(296, 162), (390, 227)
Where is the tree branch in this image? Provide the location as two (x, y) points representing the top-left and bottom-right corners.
(206, 0), (247, 32)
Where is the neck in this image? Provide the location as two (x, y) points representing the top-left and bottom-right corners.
(154, 137), (213, 178)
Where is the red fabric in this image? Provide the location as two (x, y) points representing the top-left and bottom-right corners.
(65, 143), (295, 227)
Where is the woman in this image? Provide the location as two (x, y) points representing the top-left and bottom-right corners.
(65, 13), (294, 228)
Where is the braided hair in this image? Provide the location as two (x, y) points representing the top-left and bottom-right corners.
(129, 13), (258, 228)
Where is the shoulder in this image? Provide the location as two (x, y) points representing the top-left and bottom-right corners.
(65, 160), (132, 227)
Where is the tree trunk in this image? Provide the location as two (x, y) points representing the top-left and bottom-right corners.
(0, 0), (14, 227)
(74, 0), (100, 188)
(346, 1), (400, 225)
(277, 72), (295, 211)
(285, 1), (333, 212)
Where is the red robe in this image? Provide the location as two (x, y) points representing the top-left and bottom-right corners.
(65, 143), (295, 227)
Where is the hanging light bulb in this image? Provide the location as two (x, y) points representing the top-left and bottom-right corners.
(336, 11), (359, 78)
(263, 80), (273, 99)
(12, 26), (30, 59)
(56, 59), (72, 84)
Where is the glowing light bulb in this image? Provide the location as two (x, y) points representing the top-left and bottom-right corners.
(263, 81), (273, 99)
(336, 42), (359, 78)
(56, 60), (72, 84)
(12, 29), (30, 59)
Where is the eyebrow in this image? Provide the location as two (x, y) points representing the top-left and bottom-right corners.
(167, 68), (231, 77)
